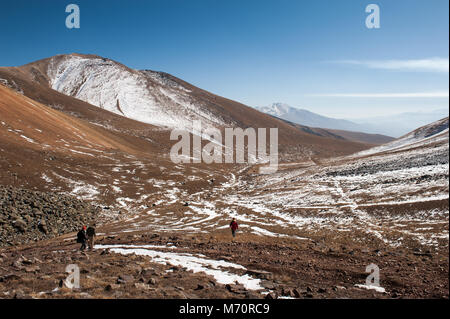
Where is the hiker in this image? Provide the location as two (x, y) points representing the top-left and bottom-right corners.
(86, 224), (96, 250)
(229, 218), (239, 238)
(77, 226), (88, 251)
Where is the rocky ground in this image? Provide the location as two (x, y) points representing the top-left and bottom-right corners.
(0, 228), (448, 299)
(0, 185), (98, 247)
(0, 139), (448, 299)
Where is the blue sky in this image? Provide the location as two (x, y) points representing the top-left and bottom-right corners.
(1, 0), (448, 118)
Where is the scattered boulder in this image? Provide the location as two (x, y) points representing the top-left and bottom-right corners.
(13, 219), (27, 232)
(265, 292), (278, 299)
(281, 288), (295, 297)
(24, 265), (40, 273)
(117, 274), (134, 284)
(413, 250), (432, 258)
(0, 274), (20, 282)
(226, 284), (247, 294)
(38, 221), (48, 234)
(261, 280), (276, 290)
(134, 283), (151, 290)
(105, 284), (120, 291)
(293, 288), (301, 298)
(245, 269), (273, 280)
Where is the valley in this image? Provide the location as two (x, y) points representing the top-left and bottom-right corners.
(0, 54), (448, 299)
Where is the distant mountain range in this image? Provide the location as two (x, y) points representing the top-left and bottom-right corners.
(255, 103), (449, 138)
(352, 110), (449, 138)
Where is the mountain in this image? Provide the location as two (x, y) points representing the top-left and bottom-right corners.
(256, 103), (394, 144)
(256, 103), (448, 138)
(256, 103), (367, 132)
(0, 54), (375, 161)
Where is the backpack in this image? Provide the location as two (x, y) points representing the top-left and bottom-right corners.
(87, 227), (95, 237)
(76, 230), (85, 243)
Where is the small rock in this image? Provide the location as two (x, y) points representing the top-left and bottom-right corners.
(170, 266), (180, 272)
(261, 280), (276, 290)
(265, 292), (277, 299)
(0, 274), (20, 282)
(281, 288), (294, 297)
(245, 269), (273, 280)
(25, 265), (40, 273)
(134, 283), (150, 290)
(117, 274), (134, 284)
(226, 284), (247, 294)
(13, 290), (26, 299)
(105, 284), (120, 291)
(137, 276), (145, 283)
(13, 219), (27, 232)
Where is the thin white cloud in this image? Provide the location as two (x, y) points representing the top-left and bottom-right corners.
(336, 58), (449, 73)
(308, 91), (449, 98)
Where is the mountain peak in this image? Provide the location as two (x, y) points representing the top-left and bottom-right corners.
(256, 103), (363, 132)
(25, 54), (227, 130)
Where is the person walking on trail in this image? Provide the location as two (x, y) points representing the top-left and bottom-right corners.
(77, 226), (88, 251)
(230, 218), (239, 238)
(86, 224), (96, 250)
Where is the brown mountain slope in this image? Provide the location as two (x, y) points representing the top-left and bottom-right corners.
(272, 116), (394, 145)
(0, 83), (157, 190)
(319, 128), (394, 145)
(0, 54), (373, 160)
(0, 84), (145, 154)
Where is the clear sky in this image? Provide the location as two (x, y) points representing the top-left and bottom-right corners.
(1, 0), (448, 118)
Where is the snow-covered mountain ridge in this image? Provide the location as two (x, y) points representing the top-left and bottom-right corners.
(46, 55), (226, 130)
